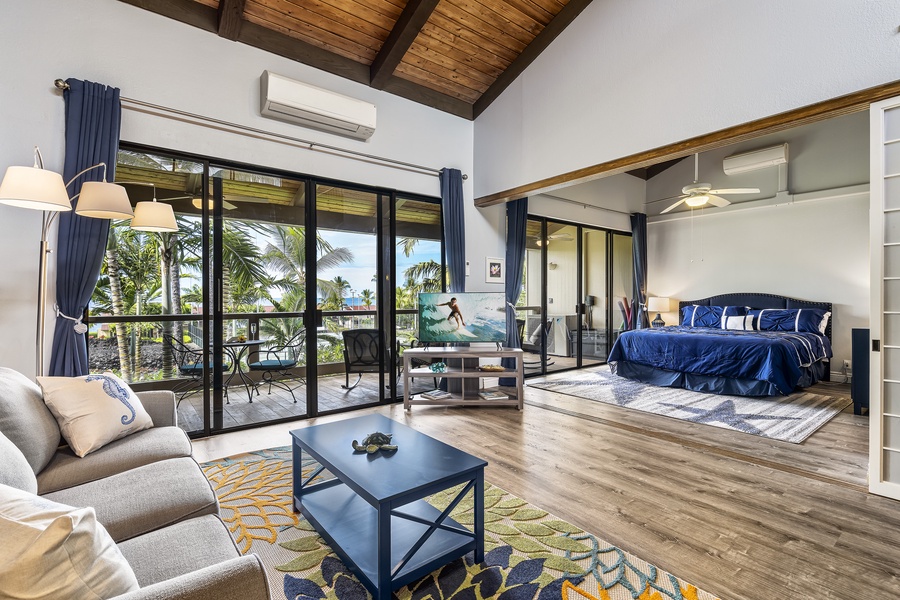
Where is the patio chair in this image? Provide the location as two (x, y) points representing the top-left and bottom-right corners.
(163, 334), (231, 406)
(247, 330), (305, 403)
(341, 329), (391, 390)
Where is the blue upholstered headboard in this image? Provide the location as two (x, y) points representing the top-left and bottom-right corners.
(678, 292), (833, 342)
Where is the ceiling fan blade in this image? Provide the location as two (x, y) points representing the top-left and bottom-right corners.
(706, 195), (731, 207)
(707, 187), (760, 195)
(646, 193), (688, 204)
(660, 198), (687, 214)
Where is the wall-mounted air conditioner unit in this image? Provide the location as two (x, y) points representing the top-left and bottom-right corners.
(723, 143), (788, 175)
(260, 71), (376, 140)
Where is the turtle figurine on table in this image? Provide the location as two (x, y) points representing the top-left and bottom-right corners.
(351, 431), (398, 454)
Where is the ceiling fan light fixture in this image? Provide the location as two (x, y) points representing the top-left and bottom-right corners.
(685, 195), (709, 208)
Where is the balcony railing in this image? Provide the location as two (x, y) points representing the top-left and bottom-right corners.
(86, 309), (421, 385)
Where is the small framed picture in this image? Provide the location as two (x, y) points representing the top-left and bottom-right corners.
(486, 257), (504, 283)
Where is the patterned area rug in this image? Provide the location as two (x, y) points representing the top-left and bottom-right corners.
(201, 447), (720, 600)
(527, 367), (850, 443)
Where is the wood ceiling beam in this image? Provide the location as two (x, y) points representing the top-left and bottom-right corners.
(217, 0), (246, 41)
(475, 78), (900, 207)
(370, 0), (441, 90)
(381, 76), (473, 119)
(117, 0), (217, 32)
(238, 21), (371, 85)
(117, 1), (473, 118)
(472, 0), (594, 119)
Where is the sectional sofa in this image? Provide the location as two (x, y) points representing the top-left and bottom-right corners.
(0, 367), (269, 599)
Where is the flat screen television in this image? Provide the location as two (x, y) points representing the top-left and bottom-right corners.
(417, 292), (508, 344)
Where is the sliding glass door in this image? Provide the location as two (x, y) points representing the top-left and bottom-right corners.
(86, 144), (442, 437)
(518, 216), (631, 376)
(312, 183), (385, 412)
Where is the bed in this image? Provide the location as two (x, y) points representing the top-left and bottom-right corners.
(607, 293), (833, 396)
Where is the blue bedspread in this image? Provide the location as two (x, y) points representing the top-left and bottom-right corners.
(608, 326), (832, 395)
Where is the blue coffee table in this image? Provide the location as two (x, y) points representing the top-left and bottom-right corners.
(291, 414), (486, 600)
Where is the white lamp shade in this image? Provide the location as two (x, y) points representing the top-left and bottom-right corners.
(131, 201), (178, 232)
(75, 182), (134, 219)
(647, 297), (670, 313)
(0, 166), (71, 211)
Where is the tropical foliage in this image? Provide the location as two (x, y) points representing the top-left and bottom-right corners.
(91, 222), (442, 381)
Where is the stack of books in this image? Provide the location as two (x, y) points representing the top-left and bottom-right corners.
(421, 390), (453, 400)
(478, 390), (509, 400)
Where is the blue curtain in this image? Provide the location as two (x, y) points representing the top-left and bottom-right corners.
(630, 213), (649, 330)
(500, 198), (527, 385)
(49, 79), (122, 376)
(440, 168), (465, 293)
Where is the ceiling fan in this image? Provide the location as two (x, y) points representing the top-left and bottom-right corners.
(658, 153), (760, 214)
(529, 232), (573, 246)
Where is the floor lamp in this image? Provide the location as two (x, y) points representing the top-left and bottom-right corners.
(0, 147), (134, 376)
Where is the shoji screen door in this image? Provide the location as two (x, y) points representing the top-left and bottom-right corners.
(870, 95), (900, 500)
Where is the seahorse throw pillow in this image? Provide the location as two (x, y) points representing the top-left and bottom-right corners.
(37, 373), (153, 457)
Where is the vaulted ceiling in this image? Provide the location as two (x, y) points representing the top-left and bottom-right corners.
(119, 0), (591, 119)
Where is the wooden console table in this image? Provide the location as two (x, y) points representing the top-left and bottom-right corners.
(402, 347), (524, 410)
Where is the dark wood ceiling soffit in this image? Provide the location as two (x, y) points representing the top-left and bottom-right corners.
(370, 0), (442, 90)
(117, 0), (587, 120)
(475, 77), (900, 207)
(217, 0), (246, 40)
(118, 0), (472, 119)
(472, 0), (593, 119)
(625, 157), (686, 181)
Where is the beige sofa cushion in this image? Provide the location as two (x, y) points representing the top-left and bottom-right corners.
(0, 430), (38, 494)
(117, 514), (240, 587)
(43, 456), (219, 542)
(0, 483), (139, 598)
(37, 426), (192, 494)
(38, 373), (153, 457)
(0, 367), (61, 473)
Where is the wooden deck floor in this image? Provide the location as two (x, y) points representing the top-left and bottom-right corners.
(191, 377), (898, 600)
(176, 372), (441, 433)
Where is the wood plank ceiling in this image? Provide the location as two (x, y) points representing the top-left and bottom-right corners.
(118, 0), (591, 119)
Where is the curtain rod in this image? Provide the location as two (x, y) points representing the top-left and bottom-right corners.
(53, 79), (467, 180)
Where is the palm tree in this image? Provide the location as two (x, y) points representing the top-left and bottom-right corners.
(404, 260), (442, 294)
(102, 232), (133, 382)
(360, 289), (375, 309)
(263, 227), (353, 304)
(398, 237), (418, 258)
(331, 276), (351, 309)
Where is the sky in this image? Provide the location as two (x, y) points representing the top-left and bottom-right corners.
(246, 226), (441, 303)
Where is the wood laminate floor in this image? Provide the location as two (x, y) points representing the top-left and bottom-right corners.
(192, 379), (895, 600)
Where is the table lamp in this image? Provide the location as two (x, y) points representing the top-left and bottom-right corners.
(647, 297), (670, 328)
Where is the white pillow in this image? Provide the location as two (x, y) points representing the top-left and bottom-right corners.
(819, 311), (832, 335)
(724, 315), (754, 331)
(38, 373), (153, 457)
(0, 483), (139, 597)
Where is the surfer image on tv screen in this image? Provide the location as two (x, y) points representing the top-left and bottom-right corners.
(435, 297), (467, 329)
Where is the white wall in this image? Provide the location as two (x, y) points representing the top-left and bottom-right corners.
(0, 0), (482, 378)
(646, 112), (870, 211)
(474, 0), (900, 199)
(528, 172), (646, 231)
(648, 192), (869, 371)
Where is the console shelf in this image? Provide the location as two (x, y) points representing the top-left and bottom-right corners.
(402, 347), (524, 410)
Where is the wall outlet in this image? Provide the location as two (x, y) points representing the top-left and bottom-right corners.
(843, 359), (852, 370)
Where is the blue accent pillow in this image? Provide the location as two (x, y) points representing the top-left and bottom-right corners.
(749, 308), (830, 334)
(680, 305), (748, 328)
